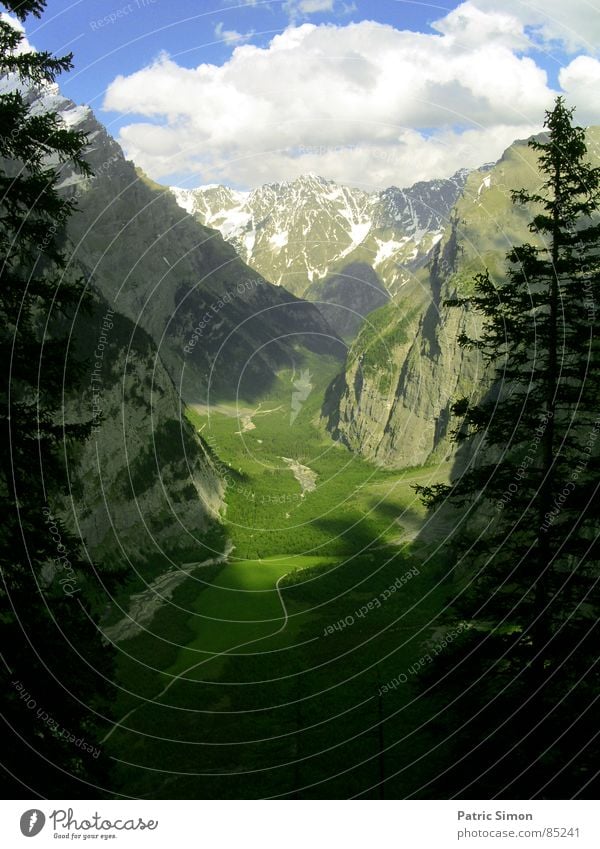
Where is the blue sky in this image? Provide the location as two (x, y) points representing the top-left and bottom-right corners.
(28, 0), (570, 118)
(19, 0), (600, 188)
(29, 2), (458, 117)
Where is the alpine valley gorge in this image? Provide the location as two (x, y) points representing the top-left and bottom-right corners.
(2, 18), (600, 801)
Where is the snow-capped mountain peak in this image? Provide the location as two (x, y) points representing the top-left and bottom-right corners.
(169, 170), (470, 296)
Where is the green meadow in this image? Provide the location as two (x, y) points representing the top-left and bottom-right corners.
(105, 354), (453, 798)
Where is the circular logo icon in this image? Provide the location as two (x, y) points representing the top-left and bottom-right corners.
(20, 810), (46, 837)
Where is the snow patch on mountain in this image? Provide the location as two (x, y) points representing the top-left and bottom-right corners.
(374, 236), (408, 266)
(338, 220), (372, 259)
(477, 174), (492, 196)
(270, 231), (289, 249)
(243, 229), (256, 254)
(171, 187), (196, 215)
(60, 103), (92, 127)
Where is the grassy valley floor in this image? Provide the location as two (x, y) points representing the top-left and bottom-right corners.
(103, 354), (453, 798)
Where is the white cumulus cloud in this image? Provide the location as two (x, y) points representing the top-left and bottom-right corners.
(214, 21), (254, 45)
(103, 2), (599, 189)
(431, 2), (531, 50)
(470, 0), (600, 54)
(292, 0), (334, 12)
(559, 56), (600, 121)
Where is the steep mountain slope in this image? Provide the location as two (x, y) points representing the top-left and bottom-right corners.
(36, 90), (344, 407)
(68, 134), (343, 403)
(323, 228), (480, 467)
(0, 81), (219, 563)
(325, 128), (600, 468)
(171, 170), (470, 301)
(306, 261), (390, 338)
(60, 296), (223, 564)
(19, 83), (343, 563)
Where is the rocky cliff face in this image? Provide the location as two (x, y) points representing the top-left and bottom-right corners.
(323, 237), (480, 467)
(59, 298), (223, 564)
(324, 128), (600, 469)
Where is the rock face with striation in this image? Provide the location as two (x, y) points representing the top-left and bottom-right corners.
(322, 250), (479, 468)
(59, 296), (224, 564)
(324, 128), (600, 469)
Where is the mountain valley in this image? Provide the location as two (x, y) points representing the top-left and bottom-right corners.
(53, 99), (600, 797)
(3, 9), (599, 803)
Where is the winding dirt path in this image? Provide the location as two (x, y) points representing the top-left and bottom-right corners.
(101, 568), (290, 744)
